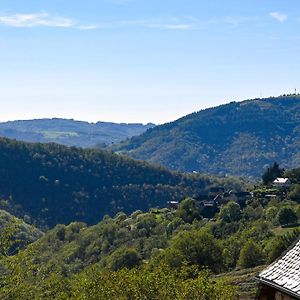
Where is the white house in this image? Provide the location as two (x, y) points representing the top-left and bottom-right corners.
(272, 178), (291, 188)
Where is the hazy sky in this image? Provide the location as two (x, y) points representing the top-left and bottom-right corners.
(0, 0), (299, 124)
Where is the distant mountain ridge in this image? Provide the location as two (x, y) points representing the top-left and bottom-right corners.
(0, 118), (155, 148)
(111, 95), (300, 178)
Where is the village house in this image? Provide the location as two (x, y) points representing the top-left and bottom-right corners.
(198, 199), (219, 219)
(209, 187), (225, 198)
(196, 189), (253, 211)
(227, 191), (253, 207)
(273, 178), (292, 189)
(256, 237), (300, 300)
(167, 201), (179, 210)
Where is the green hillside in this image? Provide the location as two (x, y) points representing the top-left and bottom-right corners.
(0, 118), (154, 148)
(0, 138), (243, 228)
(2, 186), (300, 299)
(111, 95), (300, 178)
(0, 209), (42, 257)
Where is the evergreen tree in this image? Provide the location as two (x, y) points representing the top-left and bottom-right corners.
(262, 162), (284, 185)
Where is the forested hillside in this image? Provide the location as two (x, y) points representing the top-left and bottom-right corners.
(2, 180), (300, 299)
(0, 209), (42, 257)
(0, 118), (154, 148)
(2, 161), (300, 299)
(0, 138), (243, 228)
(111, 95), (300, 177)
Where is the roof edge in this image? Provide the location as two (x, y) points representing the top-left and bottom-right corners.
(257, 277), (300, 299)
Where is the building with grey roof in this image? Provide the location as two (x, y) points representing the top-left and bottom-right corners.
(256, 238), (300, 299)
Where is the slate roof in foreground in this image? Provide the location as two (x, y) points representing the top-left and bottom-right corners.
(258, 238), (300, 298)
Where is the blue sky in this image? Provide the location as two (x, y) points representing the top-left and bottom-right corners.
(0, 0), (299, 123)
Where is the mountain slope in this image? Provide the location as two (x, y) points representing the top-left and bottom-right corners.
(111, 95), (300, 177)
(0, 118), (154, 148)
(0, 209), (42, 256)
(0, 138), (242, 228)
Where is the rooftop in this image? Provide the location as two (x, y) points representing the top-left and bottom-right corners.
(258, 237), (300, 298)
(273, 178), (291, 184)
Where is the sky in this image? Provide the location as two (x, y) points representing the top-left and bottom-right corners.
(0, 0), (299, 124)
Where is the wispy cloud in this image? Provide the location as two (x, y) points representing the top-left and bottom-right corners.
(0, 12), (97, 30)
(117, 16), (255, 31)
(270, 12), (288, 23)
(0, 12), (75, 28)
(0, 13), (258, 31)
(77, 24), (99, 30)
(120, 18), (196, 30)
(162, 24), (193, 30)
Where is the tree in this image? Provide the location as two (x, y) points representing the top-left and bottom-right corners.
(238, 241), (264, 268)
(265, 206), (278, 224)
(150, 248), (185, 269)
(288, 184), (300, 202)
(265, 229), (300, 263)
(70, 264), (236, 300)
(277, 207), (298, 226)
(171, 230), (223, 272)
(107, 247), (142, 271)
(262, 162), (284, 185)
(176, 198), (202, 223)
(219, 201), (242, 223)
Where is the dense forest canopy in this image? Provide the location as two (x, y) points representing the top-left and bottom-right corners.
(111, 95), (300, 178)
(0, 137), (244, 228)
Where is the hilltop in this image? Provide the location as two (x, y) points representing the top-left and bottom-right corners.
(0, 118), (154, 148)
(111, 95), (300, 178)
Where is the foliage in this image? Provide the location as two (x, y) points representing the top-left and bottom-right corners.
(176, 198), (202, 223)
(0, 137), (231, 228)
(265, 229), (300, 262)
(0, 210), (42, 258)
(277, 207), (298, 226)
(170, 230), (223, 272)
(288, 184), (300, 202)
(262, 162), (285, 185)
(265, 206), (279, 224)
(111, 96), (300, 177)
(1, 193), (300, 298)
(238, 241), (264, 268)
(3, 149), (300, 298)
(70, 264), (236, 300)
(0, 262), (236, 299)
(105, 247), (142, 271)
(219, 201), (242, 223)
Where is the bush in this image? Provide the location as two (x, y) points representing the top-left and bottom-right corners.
(219, 201), (242, 223)
(238, 241), (264, 268)
(277, 207), (297, 226)
(176, 198), (202, 223)
(265, 206), (278, 224)
(107, 247), (142, 271)
(171, 230), (223, 272)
